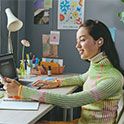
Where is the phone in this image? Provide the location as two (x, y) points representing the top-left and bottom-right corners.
(0, 74), (5, 91)
(0, 74), (5, 84)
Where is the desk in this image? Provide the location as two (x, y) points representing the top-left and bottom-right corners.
(0, 73), (78, 124)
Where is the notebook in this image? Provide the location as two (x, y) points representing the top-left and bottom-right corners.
(0, 98), (39, 110)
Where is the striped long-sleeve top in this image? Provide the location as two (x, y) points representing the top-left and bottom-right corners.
(21, 52), (124, 124)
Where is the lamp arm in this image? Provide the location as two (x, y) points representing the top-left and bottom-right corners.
(8, 31), (13, 53)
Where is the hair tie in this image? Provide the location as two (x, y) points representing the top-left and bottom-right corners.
(95, 20), (99, 24)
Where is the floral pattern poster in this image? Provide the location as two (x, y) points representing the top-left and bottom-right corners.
(58, 0), (85, 29)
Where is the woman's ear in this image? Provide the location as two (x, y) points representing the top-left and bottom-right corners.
(97, 37), (104, 47)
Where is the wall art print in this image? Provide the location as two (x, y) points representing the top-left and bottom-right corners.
(58, 0), (85, 29)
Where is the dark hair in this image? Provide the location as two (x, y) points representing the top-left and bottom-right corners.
(79, 19), (124, 75)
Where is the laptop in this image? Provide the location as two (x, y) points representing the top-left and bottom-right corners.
(0, 53), (18, 80)
(0, 53), (32, 90)
(0, 54), (55, 90)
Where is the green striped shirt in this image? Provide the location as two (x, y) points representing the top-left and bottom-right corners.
(22, 52), (123, 124)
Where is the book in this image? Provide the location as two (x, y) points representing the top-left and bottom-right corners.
(0, 98), (39, 110)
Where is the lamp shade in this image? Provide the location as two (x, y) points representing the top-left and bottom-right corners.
(21, 39), (30, 47)
(5, 8), (23, 32)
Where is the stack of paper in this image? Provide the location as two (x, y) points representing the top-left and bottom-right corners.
(0, 98), (39, 110)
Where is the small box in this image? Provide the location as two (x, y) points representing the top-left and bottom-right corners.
(40, 61), (65, 74)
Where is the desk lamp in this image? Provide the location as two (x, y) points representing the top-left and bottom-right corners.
(5, 8), (23, 53)
(21, 39), (30, 61)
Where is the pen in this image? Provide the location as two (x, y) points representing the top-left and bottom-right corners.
(37, 84), (44, 89)
(31, 80), (44, 89)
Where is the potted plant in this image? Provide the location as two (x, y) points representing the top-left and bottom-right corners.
(118, 0), (124, 23)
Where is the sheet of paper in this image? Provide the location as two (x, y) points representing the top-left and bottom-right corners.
(44, 0), (52, 9)
(0, 99), (39, 110)
(50, 31), (60, 45)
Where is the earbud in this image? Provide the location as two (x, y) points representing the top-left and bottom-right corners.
(98, 40), (102, 44)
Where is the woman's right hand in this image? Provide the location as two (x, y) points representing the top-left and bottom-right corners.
(3, 78), (20, 97)
(32, 79), (62, 89)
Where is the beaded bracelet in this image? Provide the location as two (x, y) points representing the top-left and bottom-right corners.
(18, 85), (23, 98)
(54, 79), (62, 87)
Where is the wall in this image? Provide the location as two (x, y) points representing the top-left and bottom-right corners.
(25, 0), (89, 73)
(1, 0), (124, 73)
(85, 0), (124, 70)
(0, 0), (26, 64)
(24, 0), (124, 73)
(0, 0), (18, 54)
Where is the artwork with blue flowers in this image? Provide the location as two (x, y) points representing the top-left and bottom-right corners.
(58, 0), (85, 29)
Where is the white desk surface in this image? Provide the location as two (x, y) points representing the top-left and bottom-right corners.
(0, 73), (79, 124)
(19, 73), (78, 83)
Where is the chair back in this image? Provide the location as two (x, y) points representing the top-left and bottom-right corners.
(116, 90), (124, 124)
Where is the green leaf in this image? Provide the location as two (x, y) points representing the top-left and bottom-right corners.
(118, 12), (121, 17)
(121, 0), (124, 3)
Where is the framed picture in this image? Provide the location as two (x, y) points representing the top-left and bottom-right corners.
(42, 34), (58, 58)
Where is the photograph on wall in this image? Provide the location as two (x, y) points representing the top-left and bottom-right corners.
(50, 31), (60, 45)
(42, 34), (58, 58)
(33, 0), (51, 24)
(58, 0), (85, 29)
(44, 0), (53, 9)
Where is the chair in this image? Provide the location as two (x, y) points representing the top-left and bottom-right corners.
(116, 90), (124, 124)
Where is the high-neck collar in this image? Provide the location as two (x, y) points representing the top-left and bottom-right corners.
(89, 52), (107, 63)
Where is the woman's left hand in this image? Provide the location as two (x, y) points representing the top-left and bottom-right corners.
(32, 79), (62, 89)
(3, 78), (20, 97)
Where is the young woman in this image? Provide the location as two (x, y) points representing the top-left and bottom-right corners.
(4, 19), (124, 124)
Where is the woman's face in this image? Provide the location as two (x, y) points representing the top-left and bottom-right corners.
(76, 27), (101, 60)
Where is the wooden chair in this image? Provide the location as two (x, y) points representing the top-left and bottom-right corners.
(116, 90), (124, 124)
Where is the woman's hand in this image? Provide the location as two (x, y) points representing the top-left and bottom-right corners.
(32, 79), (62, 89)
(3, 78), (20, 97)
(30, 66), (47, 75)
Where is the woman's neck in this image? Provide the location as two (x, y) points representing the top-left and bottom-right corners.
(89, 52), (106, 63)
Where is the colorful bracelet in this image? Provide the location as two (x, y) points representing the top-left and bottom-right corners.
(18, 85), (23, 98)
(54, 79), (62, 87)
